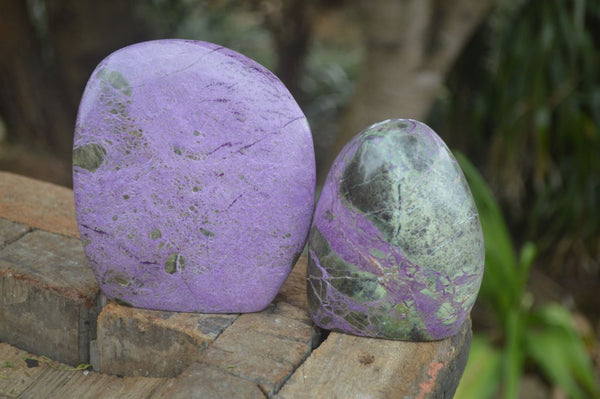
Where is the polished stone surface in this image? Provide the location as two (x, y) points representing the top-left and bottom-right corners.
(308, 119), (484, 340)
(73, 39), (315, 313)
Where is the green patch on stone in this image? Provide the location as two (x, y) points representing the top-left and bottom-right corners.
(165, 253), (185, 274)
(193, 130), (200, 136)
(148, 229), (162, 239)
(325, 210), (335, 221)
(369, 248), (387, 259)
(97, 69), (132, 97)
(200, 228), (215, 237)
(342, 311), (370, 331)
(319, 315), (332, 326)
(173, 147), (183, 155)
(115, 276), (130, 286)
(310, 227), (386, 303)
(72, 143), (107, 172)
(330, 270), (386, 303)
(420, 286), (438, 299)
(436, 302), (458, 325)
(373, 302), (431, 340)
(308, 228), (333, 261)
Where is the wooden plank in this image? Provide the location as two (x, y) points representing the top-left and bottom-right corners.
(228, 302), (318, 346)
(0, 230), (100, 365)
(0, 219), (29, 249)
(96, 256), (315, 379)
(46, 371), (164, 399)
(0, 342), (165, 399)
(0, 343), (48, 398)
(274, 255), (308, 310)
(0, 172), (79, 238)
(198, 302), (318, 397)
(276, 319), (472, 399)
(97, 303), (238, 377)
(0, 230), (97, 297)
(17, 367), (77, 399)
(150, 363), (265, 399)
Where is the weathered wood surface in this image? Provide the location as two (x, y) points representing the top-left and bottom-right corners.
(0, 219), (29, 248)
(195, 300), (319, 397)
(0, 226), (100, 366)
(149, 362), (266, 399)
(0, 343), (164, 399)
(97, 303), (238, 377)
(0, 171), (472, 398)
(276, 319), (472, 399)
(97, 259), (319, 388)
(0, 171), (79, 238)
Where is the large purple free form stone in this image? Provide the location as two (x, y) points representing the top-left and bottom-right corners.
(73, 40), (315, 313)
(308, 119), (484, 340)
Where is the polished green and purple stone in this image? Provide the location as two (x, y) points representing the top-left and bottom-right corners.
(308, 119), (484, 341)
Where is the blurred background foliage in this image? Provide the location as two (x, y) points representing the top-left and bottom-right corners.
(0, 0), (598, 397)
(455, 153), (599, 399)
(430, 0), (600, 312)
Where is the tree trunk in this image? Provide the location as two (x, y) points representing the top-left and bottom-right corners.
(45, 0), (150, 112)
(261, 0), (314, 102)
(324, 0), (494, 180)
(0, 0), (73, 157)
(0, 0), (152, 186)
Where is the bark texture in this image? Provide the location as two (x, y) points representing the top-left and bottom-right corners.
(0, 0), (150, 171)
(260, 0), (315, 101)
(0, 0), (73, 156)
(326, 0), (494, 178)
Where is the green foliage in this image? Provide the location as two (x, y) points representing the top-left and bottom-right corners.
(434, 0), (600, 271)
(455, 335), (503, 398)
(454, 153), (599, 399)
(525, 305), (600, 399)
(486, 0), (600, 251)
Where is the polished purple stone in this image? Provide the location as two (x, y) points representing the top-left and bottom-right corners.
(73, 39), (315, 313)
(308, 119), (484, 340)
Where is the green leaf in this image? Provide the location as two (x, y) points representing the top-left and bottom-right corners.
(525, 305), (600, 399)
(455, 152), (520, 322)
(454, 335), (502, 399)
(502, 308), (525, 399)
(517, 242), (536, 295)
